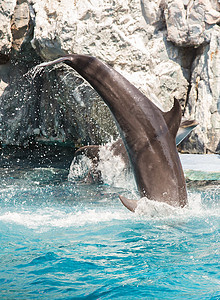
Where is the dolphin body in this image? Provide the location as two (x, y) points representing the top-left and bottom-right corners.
(39, 54), (188, 210)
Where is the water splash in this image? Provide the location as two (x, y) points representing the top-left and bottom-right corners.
(68, 155), (95, 183)
(135, 188), (220, 218)
(23, 65), (45, 80)
(0, 186), (219, 232)
(1, 152), (219, 231)
(97, 142), (136, 190)
(68, 140), (137, 190)
(23, 58), (67, 81)
(0, 207), (131, 231)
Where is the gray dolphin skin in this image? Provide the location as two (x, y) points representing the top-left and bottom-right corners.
(39, 54), (188, 210)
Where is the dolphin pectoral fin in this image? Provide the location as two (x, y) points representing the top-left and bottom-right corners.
(163, 98), (182, 139)
(119, 195), (138, 212)
(176, 120), (198, 145)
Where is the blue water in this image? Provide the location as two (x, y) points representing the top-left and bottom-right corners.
(0, 162), (220, 299)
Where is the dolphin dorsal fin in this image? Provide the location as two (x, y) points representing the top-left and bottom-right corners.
(162, 98), (182, 139)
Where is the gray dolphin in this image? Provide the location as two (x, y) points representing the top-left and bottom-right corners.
(39, 54), (188, 210)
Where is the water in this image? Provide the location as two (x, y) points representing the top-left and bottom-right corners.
(0, 153), (220, 299)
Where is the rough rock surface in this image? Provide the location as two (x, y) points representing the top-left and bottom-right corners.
(0, 0), (16, 62)
(180, 25), (220, 153)
(0, 0), (219, 153)
(165, 0), (220, 46)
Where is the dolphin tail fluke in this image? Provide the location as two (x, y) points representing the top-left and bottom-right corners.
(119, 195), (138, 212)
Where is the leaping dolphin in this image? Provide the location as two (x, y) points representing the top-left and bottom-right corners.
(39, 54), (188, 211)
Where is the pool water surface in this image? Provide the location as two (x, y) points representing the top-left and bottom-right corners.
(0, 154), (219, 299)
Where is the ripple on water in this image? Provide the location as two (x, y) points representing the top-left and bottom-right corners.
(0, 162), (219, 299)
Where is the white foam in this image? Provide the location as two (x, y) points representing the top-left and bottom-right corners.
(135, 197), (180, 217)
(0, 190), (219, 231)
(0, 207), (131, 231)
(134, 191), (220, 219)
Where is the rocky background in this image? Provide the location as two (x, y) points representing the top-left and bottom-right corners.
(0, 0), (220, 154)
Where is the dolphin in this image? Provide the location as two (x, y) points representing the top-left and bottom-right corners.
(39, 54), (188, 210)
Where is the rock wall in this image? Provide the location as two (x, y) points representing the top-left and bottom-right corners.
(0, 0), (219, 153)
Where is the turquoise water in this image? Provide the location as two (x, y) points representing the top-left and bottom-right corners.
(0, 160), (220, 299)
